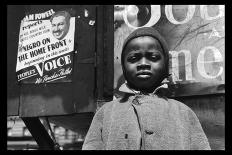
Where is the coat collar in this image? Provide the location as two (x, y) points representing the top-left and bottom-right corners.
(118, 81), (169, 96)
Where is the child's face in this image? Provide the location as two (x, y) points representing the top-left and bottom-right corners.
(123, 36), (166, 92)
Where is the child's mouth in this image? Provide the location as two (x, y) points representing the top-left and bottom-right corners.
(136, 71), (152, 79)
(137, 74), (151, 78)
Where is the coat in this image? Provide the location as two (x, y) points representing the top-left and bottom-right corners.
(82, 83), (211, 150)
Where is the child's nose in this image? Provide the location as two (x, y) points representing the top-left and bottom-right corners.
(137, 58), (151, 70)
(140, 57), (149, 65)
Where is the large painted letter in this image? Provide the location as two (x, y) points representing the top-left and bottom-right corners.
(123, 5), (161, 29)
(200, 5), (224, 21)
(169, 50), (194, 82)
(165, 5), (195, 24)
(197, 46), (223, 79)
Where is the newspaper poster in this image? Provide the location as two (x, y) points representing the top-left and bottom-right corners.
(16, 10), (75, 84)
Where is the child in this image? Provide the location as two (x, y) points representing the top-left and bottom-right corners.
(82, 27), (211, 150)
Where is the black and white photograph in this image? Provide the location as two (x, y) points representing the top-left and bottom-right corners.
(7, 5), (225, 150)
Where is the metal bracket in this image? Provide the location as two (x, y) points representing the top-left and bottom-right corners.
(22, 117), (59, 150)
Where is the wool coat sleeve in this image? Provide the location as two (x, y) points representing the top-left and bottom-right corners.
(82, 106), (104, 150)
(187, 108), (211, 150)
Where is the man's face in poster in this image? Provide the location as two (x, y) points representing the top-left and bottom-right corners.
(51, 13), (70, 40)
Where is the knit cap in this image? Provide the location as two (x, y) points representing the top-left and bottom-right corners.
(121, 27), (170, 79)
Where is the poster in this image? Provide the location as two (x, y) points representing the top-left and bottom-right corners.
(16, 9), (75, 84)
(114, 5), (225, 96)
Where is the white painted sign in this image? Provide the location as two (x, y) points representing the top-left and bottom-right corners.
(16, 10), (75, 83)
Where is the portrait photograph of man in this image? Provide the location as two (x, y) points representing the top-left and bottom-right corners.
(50, 11), (71, 40)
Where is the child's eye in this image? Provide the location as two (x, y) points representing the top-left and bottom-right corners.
(150, 55), (161, 61)
(127, 56), (138, 63)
